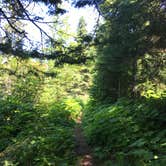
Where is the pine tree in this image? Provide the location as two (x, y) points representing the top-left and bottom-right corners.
(91, 0), (166, 102)
(77, 16), (88, 43)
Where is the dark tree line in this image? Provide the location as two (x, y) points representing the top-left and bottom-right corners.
(88, 0), (166, 101)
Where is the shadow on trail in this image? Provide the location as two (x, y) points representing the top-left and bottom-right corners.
(74, 115), (94, 166)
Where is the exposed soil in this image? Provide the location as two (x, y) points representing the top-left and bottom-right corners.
(74, 116), (93, 166)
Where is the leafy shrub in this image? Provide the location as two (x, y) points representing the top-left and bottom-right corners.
(0, 58), (82, 165)
(0, 104), (76, 165)
(62, 98), (83, 120)
(83, 97), (166, 165)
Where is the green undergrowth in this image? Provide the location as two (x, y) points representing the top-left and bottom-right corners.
(0, 98), (80, 166)
(0, 57), (90, 165)
(82, 96), (166, 166)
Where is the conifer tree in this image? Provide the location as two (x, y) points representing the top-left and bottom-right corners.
(91, 0), (166, 102)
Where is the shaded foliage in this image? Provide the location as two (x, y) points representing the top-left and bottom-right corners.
(0, 0), (165, 165)
(90, 0), (166, 102)
(0, 55), (93, 165)
(83, 96), (166, 165)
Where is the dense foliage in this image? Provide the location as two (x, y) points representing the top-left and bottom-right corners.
(91, 0), (166, 101)
(83, 96), (166, 165)
(0, 56), (93, 165)
(79, 0), (166, 165)
(0, 0), (165, 165)
(0, 99), (76, 165)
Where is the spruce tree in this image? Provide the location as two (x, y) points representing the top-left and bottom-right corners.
(91, 0), (166, 102)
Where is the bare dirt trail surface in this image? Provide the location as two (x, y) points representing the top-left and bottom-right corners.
(74, 115), (94, 166)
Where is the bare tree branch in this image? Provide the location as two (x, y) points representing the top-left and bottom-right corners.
(0, 16), (58, 24)
(16, 0), (54, 40)
(0, 8), (25, 35)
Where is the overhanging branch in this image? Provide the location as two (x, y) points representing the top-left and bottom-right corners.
(0, 8), (25, 35)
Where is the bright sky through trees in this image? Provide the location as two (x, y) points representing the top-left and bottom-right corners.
(25, 1), (98, 44)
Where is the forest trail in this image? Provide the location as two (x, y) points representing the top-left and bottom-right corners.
(74, 115), (93, 166)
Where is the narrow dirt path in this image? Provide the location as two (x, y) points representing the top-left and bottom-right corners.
(74, 115), (93, 166)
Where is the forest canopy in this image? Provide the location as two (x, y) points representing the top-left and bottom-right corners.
(0, 0), (95, 60)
